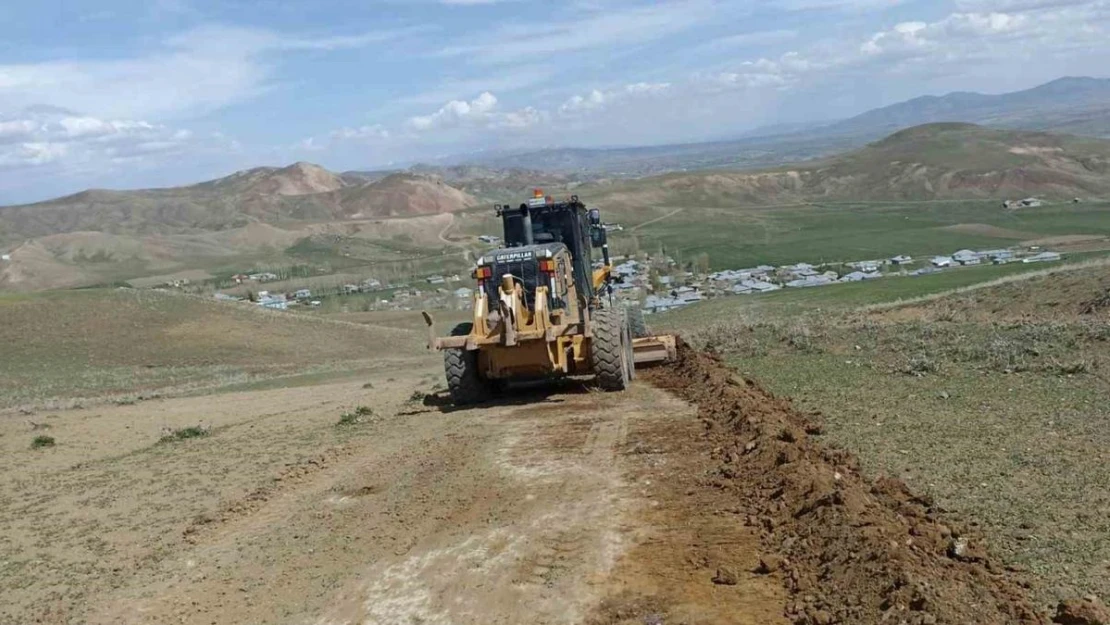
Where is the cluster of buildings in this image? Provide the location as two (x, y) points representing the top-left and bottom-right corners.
(210, 238), (1065, 316)
(611, 245), (1064, 315)
(231, 272), (280, 284)
(930, 249), (1061, 267)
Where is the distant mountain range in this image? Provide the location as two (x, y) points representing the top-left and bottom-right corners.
(594, 123), (1110, 207)
(461, 76), (1110, 175)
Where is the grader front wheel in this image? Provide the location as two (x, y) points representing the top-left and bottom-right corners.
(591, 308), (630, 391)
(444, 323), (491, 405)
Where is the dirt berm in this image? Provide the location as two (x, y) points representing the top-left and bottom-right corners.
(645, 341), (1056, 625)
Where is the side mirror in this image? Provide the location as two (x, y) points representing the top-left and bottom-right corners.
(588, 208), (601, 225)
(590, 225), (607, 248)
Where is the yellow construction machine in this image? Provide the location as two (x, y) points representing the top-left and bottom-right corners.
(423, 190), (675, 404)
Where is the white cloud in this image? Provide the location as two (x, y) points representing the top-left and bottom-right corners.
(558, 82), (671, 116)
(0, 107), (200, 171)
(435, 1), (725, 65)
(953, 0), (1089, 10)
(0, 24), (427, 120)
(331, 124), (391, 140)
(774, 0), (908, 11)
(408, 92), (499, 130)
(699, 29), (799, 51)
(559, 90), (607, 114)
(497, 106), (545, 129)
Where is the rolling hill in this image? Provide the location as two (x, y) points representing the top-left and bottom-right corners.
(598, 123), (1110, 207)
(0, 166), (476, 243)
(0, 165), (478, 291)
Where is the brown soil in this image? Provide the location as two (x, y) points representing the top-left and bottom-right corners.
(3, 329), (1085, 625)
(644, 341), (1049, 625)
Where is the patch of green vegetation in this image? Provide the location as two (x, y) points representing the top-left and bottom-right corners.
(159, 425), (211, 443)
(31, 435), (56, 449)
(605, 199), (1110, 270)
(337, 405), (374, 426)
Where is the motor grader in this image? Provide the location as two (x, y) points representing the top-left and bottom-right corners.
(423, 190), (675, 404)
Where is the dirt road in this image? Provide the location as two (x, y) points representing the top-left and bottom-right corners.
(1, 366), (784, 625)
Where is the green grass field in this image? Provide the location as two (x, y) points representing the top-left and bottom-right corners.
(602, 199), (1110, 269)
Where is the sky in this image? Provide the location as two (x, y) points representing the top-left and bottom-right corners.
(1, 0), (1108, 203)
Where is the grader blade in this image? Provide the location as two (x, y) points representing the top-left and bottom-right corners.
(631, 334), (677, 366)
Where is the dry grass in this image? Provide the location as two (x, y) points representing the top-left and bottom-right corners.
(0, 288), (433, 410)
(675, 263), (1110, 606)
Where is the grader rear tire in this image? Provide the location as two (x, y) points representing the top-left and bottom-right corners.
(444, 323), (490, 405)
(591, 308), (630, 391)
(625, 304), (649, 338)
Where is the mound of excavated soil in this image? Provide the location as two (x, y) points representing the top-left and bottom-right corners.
(644, 341), (1048, 625)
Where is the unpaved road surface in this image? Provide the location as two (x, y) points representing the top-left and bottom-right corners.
(1, 365), (784, 625)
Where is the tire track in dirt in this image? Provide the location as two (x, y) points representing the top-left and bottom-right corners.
(181, 444), (357, 544)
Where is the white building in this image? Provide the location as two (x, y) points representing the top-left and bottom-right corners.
(952, 250), (981, 265)
(931, 256), (953, 268)
(1023, 251), (1061, 263)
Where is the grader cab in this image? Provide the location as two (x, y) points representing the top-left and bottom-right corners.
(423, 191), (675, 404)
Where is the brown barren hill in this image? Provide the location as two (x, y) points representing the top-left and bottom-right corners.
(0, 164), (474, 243)
(336, 173), (477, 218)
(645, 342), (1049, 625)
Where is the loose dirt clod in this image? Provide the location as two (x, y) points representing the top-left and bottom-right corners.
(1054, 597), (1110, 625)
(644, 340), (1050, 625)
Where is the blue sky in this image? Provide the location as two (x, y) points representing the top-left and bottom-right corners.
(1, 0), (1108, 203)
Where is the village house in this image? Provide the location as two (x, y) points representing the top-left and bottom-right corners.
(294, 288), (312, 300)
(786, 275), (835, 288)
(952, 250), (981, 266)
(731, 279), (779, 294)
(426, 275), (446, 285)
(890, 255), (913, 265)
(931, 256), (953, 267)
(839, 271), (881, 282)
(982, 249), (1014, 264)
(643, 294), (688, 313)
(362, 278), (382, 290)
(257, 292), (288, 310)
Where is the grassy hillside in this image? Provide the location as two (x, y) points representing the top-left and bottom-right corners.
(655, 259), (1110, 606)
(0, 289), (430, 409)
(595, 198), (1110, 270)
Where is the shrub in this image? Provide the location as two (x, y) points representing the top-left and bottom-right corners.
(159, 425), (211, 443)
(337, 406), (373, 426)
(900, 353), (938, 376)
(31, 435), (56, 449)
